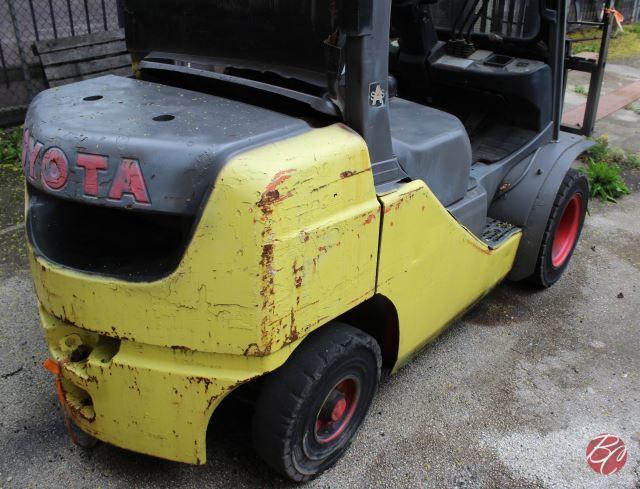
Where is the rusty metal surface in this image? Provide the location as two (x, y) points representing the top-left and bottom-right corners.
(30, 124), (379, 355)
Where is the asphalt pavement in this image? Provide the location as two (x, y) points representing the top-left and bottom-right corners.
(1, 179), (639, 488)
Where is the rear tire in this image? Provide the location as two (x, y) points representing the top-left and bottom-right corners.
(529, 169), (589, 288)
(252, 323), (381, 482)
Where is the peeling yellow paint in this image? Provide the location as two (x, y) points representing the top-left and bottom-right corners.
(31, 124), (380, 463)
(31, 124), (523, 466)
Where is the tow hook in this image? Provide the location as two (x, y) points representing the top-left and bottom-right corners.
(42, 358), (99, 449)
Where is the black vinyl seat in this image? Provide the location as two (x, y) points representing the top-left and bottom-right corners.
(390, 98), (472, 206)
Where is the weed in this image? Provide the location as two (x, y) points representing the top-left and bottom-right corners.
(625, 152), (640, 169)
(585, 135), (610, 162)
(585, 159), (630, 202)
(582, 135), (638, 201)
(607, 147), (627, 165)
(574, 84), (588, 95)
(626, 102), (640, 115)
(0, 127), (23, 173)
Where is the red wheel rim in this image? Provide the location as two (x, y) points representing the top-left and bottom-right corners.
(551, 194), (583, 268)
(314, 377), (360, 444)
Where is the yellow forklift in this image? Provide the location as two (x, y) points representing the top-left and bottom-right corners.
(24, 0), (602, 481)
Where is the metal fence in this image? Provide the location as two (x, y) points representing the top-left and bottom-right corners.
(0, 0), (119, 125)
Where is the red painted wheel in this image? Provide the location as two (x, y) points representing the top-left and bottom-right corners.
(314, 376), (360, 444)
(551, 194), (583, 268)
(252, 324), (381, 482)
(531, 169), (589, 287)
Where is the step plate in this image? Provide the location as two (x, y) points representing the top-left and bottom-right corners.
(481, 218), (521, 250)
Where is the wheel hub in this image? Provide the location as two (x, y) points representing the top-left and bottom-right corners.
(314, 377), (360, 444)
(551, 194), (583, 268)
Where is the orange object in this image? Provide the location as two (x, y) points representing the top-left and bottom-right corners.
(42, 358), (97, 447)
(42, 358), (60, 375)
(604, 8), (624, 25)
(42, 358), (65, 407)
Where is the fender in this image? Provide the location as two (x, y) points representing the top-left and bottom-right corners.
(489, 132), (593, 281)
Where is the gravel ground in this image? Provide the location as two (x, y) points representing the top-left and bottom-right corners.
(1, 185), (639, 488)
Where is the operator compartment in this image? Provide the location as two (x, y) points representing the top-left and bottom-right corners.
(431, 49), (552, 131)
(24, 75), (310, 281)
(390, 0), (552, 166)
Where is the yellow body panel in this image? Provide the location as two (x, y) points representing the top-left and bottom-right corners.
(31, 124), (381, 463)
(376, 180), (522, 369)
(40, 307), (297, 464)
(31, 124), (523, 464)
(31, 124), (380, 356)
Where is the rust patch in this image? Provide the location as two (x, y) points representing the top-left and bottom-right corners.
(243, 342), (272, 357)
(364, 213), (377, 225)
(266, 169), (295, 193)
(259, 243), (275, 309)
(286, 308), (299, 344)
(67, 403), (96, 423)
(257, 169), (296, 217)
(293, 260), (304, 288)
(313, 168), (372, 193)
(340, 168), (371, 179)
(204, 394), (220, 415)
(186, 376), (215, 391)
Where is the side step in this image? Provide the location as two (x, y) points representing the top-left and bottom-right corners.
(481, 218), (521, 250)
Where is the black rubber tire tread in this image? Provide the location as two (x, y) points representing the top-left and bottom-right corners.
(252, 323), (381, 482)
(530, 168), (589, 288)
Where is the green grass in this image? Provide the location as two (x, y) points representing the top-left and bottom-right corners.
(0, 127), (23, 173)
(581, 135), (638, 202)
(570, 23), (640, 60)
(586, 159), (630, 202)
(574, 84), (588, 95)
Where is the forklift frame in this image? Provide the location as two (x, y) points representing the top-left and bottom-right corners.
(26, 0), (604, 481)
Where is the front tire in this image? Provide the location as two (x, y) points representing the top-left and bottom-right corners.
(530, 169), (589, 288)
(252, 323), (381, 482)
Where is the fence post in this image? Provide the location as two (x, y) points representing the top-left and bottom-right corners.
(7, 0), (33, 99)
(116, 0), (125, 28)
